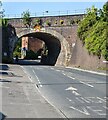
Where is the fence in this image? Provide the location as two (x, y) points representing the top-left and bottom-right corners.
(4, 9), (86, 18)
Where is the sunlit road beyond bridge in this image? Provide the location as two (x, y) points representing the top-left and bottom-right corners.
(21, 60), (107, 119)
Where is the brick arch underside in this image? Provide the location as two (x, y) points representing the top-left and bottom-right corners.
(17, 28), (70, 66)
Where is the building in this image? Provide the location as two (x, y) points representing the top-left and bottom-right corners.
(21, 37), (44, 59)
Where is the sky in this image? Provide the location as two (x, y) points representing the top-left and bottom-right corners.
(2, 1), (107, 18)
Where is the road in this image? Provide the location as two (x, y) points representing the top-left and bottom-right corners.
(22, 64), (107, 119)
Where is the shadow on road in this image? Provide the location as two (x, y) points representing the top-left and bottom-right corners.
(0, 79), (11, 83)
(0, 65), (9, 70)
(15, 59), (52, 66)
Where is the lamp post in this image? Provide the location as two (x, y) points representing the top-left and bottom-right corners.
(43, 10), (49, 17)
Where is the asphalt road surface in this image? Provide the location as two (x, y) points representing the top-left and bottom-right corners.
(22, 64), (107, 119)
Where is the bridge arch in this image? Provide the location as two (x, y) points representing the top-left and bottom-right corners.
(17, 28), (71, 66)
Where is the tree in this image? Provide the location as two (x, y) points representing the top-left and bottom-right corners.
(21, 10), (31, 28)
(0, 1), (5, 18)
(102, 1), (108, 22)
(77, 2), (108, 60)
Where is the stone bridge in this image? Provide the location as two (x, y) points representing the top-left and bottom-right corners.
(7, 14), (84, 66)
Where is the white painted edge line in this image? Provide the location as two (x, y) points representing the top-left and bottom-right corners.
(34, 84), (66, 118)
(66, 67), (108, 76)
(20, 66), (65, 118)
(32, 69), (43, 87)
(20, 66), (33, 82)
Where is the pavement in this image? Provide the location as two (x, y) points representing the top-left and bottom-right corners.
(0, 64), (64, 119)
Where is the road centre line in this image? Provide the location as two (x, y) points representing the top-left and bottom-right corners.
(50, 67), (54, 70)
(55, 69), (61, 72)
(62, 72), (75, 80)
(80, 81), (94, 88)
(67, 75), (75, 80)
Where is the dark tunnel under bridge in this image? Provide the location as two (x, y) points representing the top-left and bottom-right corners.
(17, 28), (71, 66)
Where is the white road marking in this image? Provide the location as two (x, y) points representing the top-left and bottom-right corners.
(76, 97), (85, 103)
(96, 97), (106, 103)
(21, 66), (33, 82)
(56, 70), (60, 72)
(66, 97), (75, 103)
(32, 69), (42, 87)
(65, 86), (80, 96)
(67, 75), (75, 80)
(66, 97), (72, 102)
(62, 73), (66, 76)
(65, 86), (77, 91)
(72, 91), (80, 96)
(66, 67), (107, 76)
(80, 81), (94, 88)
(62, 72), (75, 80)
(87, 106), (106, 116)
(70, 106), (90, 115)
(103, 106), (108, 110)
(50, 68), (54, 70)
(80, 97), (90, 103)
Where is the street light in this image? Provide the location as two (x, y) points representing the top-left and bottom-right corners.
(45, 11), (48, 13)
(43, 11), (49, 17)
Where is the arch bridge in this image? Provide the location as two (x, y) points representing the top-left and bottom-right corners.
(7, 14), (84, 66)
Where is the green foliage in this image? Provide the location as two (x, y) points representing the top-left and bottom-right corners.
(77, 2), (108, 60)
(0, 18), (8, 27)
(102, 1), (108, 22)
(46, 20), (51, 26)
(75, 18), (80, 24)
(34, 18), (42, 26)
(21, 10), (31, 27)
(13, 39), (21, 58)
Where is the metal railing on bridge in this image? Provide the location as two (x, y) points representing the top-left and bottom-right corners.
(4, 9), (86, 18)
